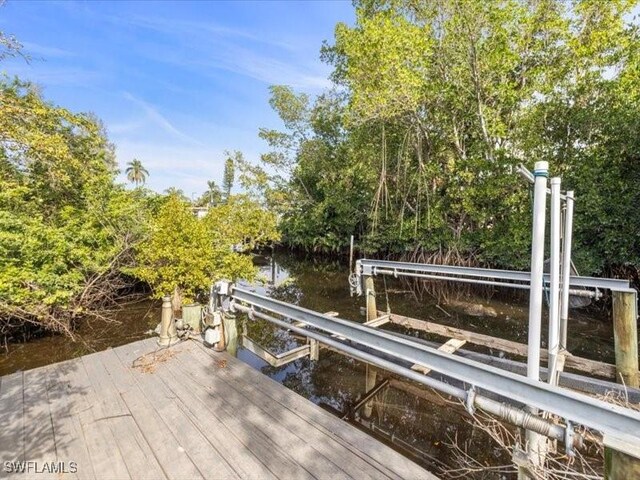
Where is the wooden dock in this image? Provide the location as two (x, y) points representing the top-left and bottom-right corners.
(0, 338), (436, 479)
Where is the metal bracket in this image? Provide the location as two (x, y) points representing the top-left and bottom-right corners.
(354, 260), (364, 296)
(248, 306), (255, 321)
(215, 280), (231, 296)
(564, 420), (576, 457)
(465, 386), (477, 415)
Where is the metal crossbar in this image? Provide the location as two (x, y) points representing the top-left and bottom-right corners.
(356, 259), (631, 294)
(226, 286), (640, 457)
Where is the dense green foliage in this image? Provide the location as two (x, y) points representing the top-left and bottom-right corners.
(0, 69), (278, 335)
(132, 194), (279, 304)
(0, 78), (152, 333)
(247, 0), (640, 274)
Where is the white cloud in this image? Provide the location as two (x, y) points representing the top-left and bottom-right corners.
(22, 41), (76, 59)
(2, 64), (103, 87)
(104, 14), (301, 53)
(106, 12), (332, 92)
(121, 92), (204, 146)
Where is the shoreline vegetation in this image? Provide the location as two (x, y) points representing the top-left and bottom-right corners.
(2, 0), (640, 343)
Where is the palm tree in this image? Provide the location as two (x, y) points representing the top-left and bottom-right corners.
(125, 159), (149, 186)
(206, 180), (222, 205)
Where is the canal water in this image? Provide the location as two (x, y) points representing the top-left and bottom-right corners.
(0, 252), (615, 476)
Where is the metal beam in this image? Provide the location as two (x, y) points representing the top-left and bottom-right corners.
(232, 301), (571, 445)
(357, 259), (630, 293)
(229, 286), (640, 451)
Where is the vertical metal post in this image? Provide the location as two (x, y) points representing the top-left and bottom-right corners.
(364, 276), (377, 322)
(528, 161), (548, 382)
(349, 235), (355, 273)
(612, 290), (639, 388)
(560, 191), (574, 350)
(271, 255), (276, 284)
(158, 295), (178, 346)
(547, 177), (561, 385)
(523, 161), (548, 478)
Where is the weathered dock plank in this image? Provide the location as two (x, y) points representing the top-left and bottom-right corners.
(0, 372), (25, 479)
(0, 338), (437, 480)
(49, 358), (130, 479)
(22, 367), (57, 480)
(81, 350), (167, 480)
(132, 346), (279, 479)
(108, 345), (235, 479)
(44, 361), (94, 480)
(187, 341), (433, 480)
(173, 344), (351, 480)
(183, 342), (399, 480)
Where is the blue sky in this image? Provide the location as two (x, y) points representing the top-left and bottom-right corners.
(0, 1), (355, 195)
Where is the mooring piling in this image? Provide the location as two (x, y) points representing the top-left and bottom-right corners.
(364, 275), (377, 322)
(363, 364), (377, 418)
(612, 289), (639, 388)
(158, 295), (178, 346)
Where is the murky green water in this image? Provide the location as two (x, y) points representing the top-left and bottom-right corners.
(0, 301), (161, 377)
(0, 252), (615, 476)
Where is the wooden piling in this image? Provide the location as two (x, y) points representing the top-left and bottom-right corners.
(605, 446), (640, 479)
(612, 290), (639, 388)
(364, 276), (377, 322)
(158, 295), (178, 346)
(363, 364), (377, 418)
(224, 314), (238, 357)
(309, 339), (319, 361)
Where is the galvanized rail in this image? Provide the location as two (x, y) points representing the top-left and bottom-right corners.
(353, 259), (632, 296)
(222, 285), (640, 459)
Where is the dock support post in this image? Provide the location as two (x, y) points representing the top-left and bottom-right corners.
(612, 290), (639, 388)
(521, 161), (548, 479)
(224, 313), (238, 357)
(309, 338), (319, 361)
(605, 446), (640, 479)
(364, 276), (377, 322)
(158, 295), (178, 347)
(363, 364), (377, 418)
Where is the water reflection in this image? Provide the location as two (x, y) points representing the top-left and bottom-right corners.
(0, 300), (161, 376)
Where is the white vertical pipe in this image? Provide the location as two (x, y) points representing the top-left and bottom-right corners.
(527, 161), (548, 382)
(560, 191), (574, 350)
(525, 162), (549, 474)
(547, 178), (561, 385)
